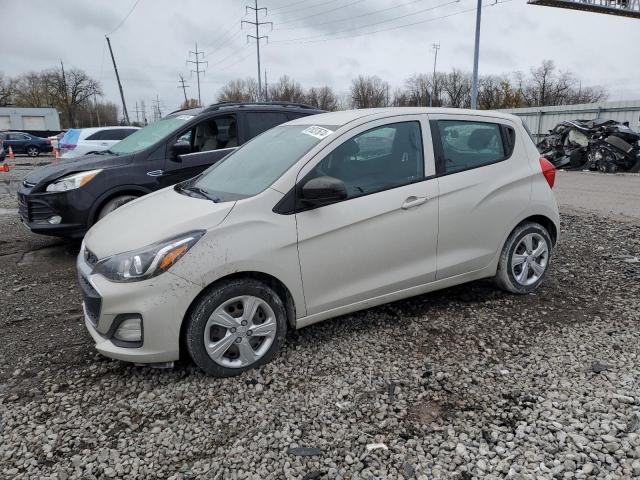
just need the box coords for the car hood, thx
[84,186,235,259]
[23,153,132,188]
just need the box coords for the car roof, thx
[285,107,521,128]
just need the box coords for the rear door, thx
[162,114,239,187]
[428,114,532,280]
[99,128,138,149]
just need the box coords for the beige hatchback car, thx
[78,108,559,376]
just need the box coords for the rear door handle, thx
[401,196,428,210]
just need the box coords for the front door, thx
[162,114,239,187]
[295,117,439,316]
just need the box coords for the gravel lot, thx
[1,162,639,479]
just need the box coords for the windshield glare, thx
[191,125,333,201]
[110,114,195,154]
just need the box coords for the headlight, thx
[46,169,102,192]
[92,230,205,282]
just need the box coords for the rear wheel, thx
[494,222,553,294]
[185,279,287,377]
[26,146,40,157]
[97,195,138,220]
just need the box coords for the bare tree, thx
[0,74,14,106]
[350,75,389,108]
[58,68,103,126]
[268,75,306,103]
[180,98,200,109]
[217,78,260,103]
[305,86,338,111]
[404,73,430,107]
[441,69,471,108]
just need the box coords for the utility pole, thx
[242,0,272,101]
[470,0,482,110]
[134,101,141,124]
[140,100,147,125]
[153,95,162,121]
[178,74,190,104]
[187,44,207,107]
[264,69,268,101]
[105,36,131,124]
[430,43,440,108]
[60,60,71,127]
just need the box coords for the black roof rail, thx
[203,101,318,112]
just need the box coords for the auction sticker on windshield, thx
[301,126,334,140]
[176,115,195,121]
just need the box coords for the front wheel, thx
[97,195,138,220]
[26,146,40,157]
[494,222,553,294]
[185,279,287,377]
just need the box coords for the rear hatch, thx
[59,129,81,156]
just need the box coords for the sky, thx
[1,0,639,120]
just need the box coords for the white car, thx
[78,108,559,377]
[60,126,139,158]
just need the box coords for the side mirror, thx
[171,142,192,160]
[301,176,348,206]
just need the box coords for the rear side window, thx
[245,112,289,139]
[433,120,508,175]
[85,131,103,140]
[100,129,135,141]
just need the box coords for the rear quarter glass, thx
[61,129,81,146]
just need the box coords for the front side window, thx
[189,125,331,202]
[109,114,196,155]
[306,121,424,199]
[436,120,506,174]
[187,115,237,153]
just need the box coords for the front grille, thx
[17,194,29,222]
[16,195,57,223]
[79,274,101,326]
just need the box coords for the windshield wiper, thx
[177,183,219,203]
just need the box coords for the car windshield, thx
[109,114,196,154]
[188,125,335,202]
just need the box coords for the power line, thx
[203,24,242,53]
[270,0,341,16]
[187,43,208,107]
[278,0,428,30]
[273,0,460,43]
[242,0,272,101]
[108,0,142,35]
[277,0,366,25]
[269,0,316,12]
[272,0,510,45]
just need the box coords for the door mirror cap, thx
[301,176,348,206]
[171,141,192,160]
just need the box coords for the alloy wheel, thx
[511,233,549,286]
[27,147,38,157]
[203,295,278,369]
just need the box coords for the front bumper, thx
[17,186,92,237]
[77,254,202,364]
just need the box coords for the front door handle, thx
[401,196,428,210]
[146,170,164,177]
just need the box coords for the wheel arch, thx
[179,271,297,359]
[519,214,558,245]
[88,185,152,225]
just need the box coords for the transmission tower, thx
[187,44,207,107]
[242,0,272,101]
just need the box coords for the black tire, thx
[26,146,40,157]
[494,222,553,294]
[97,195,138,220]
[185,279,287,377]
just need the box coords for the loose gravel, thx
[1,162,639,479]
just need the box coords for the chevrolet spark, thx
[78,108,559,377]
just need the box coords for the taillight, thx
[539,157,556,189]
[45,139,52,145]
